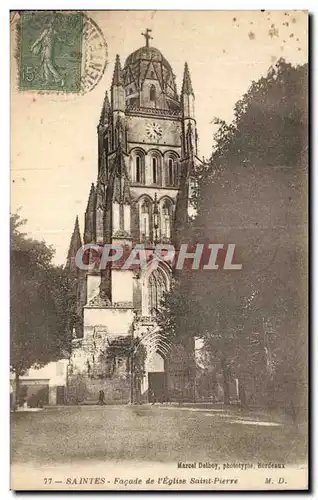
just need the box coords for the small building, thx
[10,360,69,408]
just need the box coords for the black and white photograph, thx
[10,10,308,490]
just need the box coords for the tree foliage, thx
[10,213,77,379]
[214,59,306,163]
[160,59,307,411]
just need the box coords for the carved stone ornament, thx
[87,293,111,307]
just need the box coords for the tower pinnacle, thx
[181,62,194,95]
[86,183,96,212]
[66,215,82,269]
[112,55,123,86]
[99,91,111,124]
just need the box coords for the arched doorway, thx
[146,351,167,403]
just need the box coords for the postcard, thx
[10,10,308,491]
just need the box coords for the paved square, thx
[11,405,307,466]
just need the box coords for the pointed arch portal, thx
[136,326,172,403]
[138,264,171,402]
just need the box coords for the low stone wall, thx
[67,373,130,404]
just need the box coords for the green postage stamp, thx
[18,11,107,93]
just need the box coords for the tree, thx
[160,59,307,411]
[10,213,77,407]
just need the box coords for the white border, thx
[3,2,314,499]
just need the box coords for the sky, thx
[11,10,308,265]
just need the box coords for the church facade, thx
[67,31,201,404]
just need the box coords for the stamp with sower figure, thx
[17,11,107,94]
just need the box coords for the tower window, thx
[136,156,141,183]
[148,268,167,316]
[141,201,150,240]
[162,201,172,239]
[142,202,150,214]
[150,84,156,102]
[162,202,170,216]
[152,157,157,184]
[168,159,173,185]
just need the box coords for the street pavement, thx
[11,404,307,466]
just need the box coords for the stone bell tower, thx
[67,30,201,404]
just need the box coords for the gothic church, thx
[67,30,201,403]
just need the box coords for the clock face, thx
[146,122,163,141]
